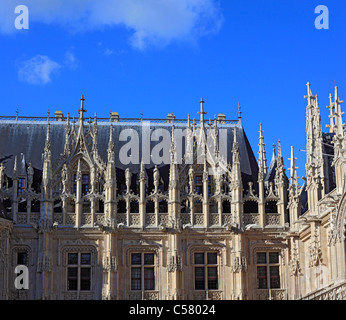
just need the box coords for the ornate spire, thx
[92,112,99,156]
[326,92,335,133]
[230,126,241,189]
[107,124,115,162]
[334,86,344,137]
[78,95,87,122]
[304,82,316,107]
[258,123,268,181]
[288,146,300,204]
[13,155,18,180]
[237,102,242,124]
[64,112,71,156]
[42,123,52,196]
[198,97,206,128]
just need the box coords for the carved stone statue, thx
[0,162,5,188]
[188,166,194,194]
[153,165,160,192]
[27,163,34,190]
[125,168,131,193]
[61,164,68,193]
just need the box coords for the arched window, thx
[209,200,218,214]
[159,200,168,213]
[146,200,155,213]
[265,201,278,213]
[244,200,259,214]
[222,200,231,214]
[130,200,139,213]
[117,199,126,214]
[181,199,190,213]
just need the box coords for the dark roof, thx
[0,119,259,178]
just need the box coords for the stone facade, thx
[0,85,345,300]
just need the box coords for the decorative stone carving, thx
[167,255,182,272]
[125,168,131,194]
[309,226,323,267]
[231,254,247,273]
[37,253,51,273]
[103,256,117,272]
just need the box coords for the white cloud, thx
[17,55,61,85]
[64,51,78,69]
[2,0,223,49]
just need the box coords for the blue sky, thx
[1,0,346,184]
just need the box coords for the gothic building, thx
[0,84,345,300]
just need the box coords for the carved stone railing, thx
[95,213,105,225]
[145,213,156,226]
[11,290,29,300]
[243,213,260,226]
[180,213,191,225]
[63,292,94,300]
[193,213,204,226]
[128,291,159,300]
[117,213,127,225]
[265,213,280,226]
[222,214,232,225]
[17,212,27,224]
[254,289,287,300]
[81,213,92,226]
[29,212,40,224]
[300,281,346,300]
[158,213,168,226]
[129,214,140,226]
[189,290,223,300]
[209,214,219,226]
[65,213,76,225]
[53,212,63,224]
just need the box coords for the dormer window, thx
[18,178,26,194]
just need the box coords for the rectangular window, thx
[131,267,142,290]
[67,252,91,291]
[144,268,155,290]
[195,267,205,290]
[256,252,280,290]
[194,252,218,290]
[131,253,155,291]
[17,252,28,265]
[67,267,78,291]
[257,266,267,289]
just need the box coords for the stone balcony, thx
[300,281,346,300]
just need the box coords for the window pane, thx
[194,253,204,264]
[131,267,142,290]
[67,267,78,291]
[207,253,217,265]
[269,252,279,264]
[80,268,91,290]
[195,267,205,290]
[257,266,267,289]
[68,253,78,265]
[270,266,281,289]
[207,267,218,290]
[144,253,154,265]
[144,267,155,290]
[131,253,142,265]
[81,253,91,265]
[17,252,27,265]
[83,174,89,183]
[257,252,267,264]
